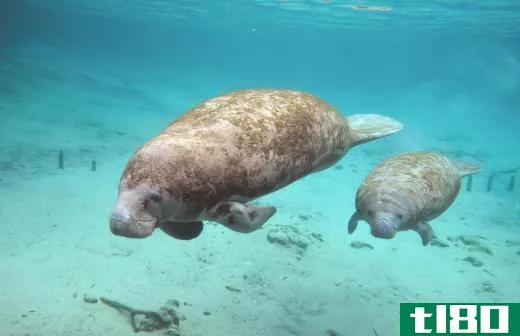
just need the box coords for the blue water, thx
[1,1,519,336]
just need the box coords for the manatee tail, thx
[345,114,403,147]
[455,162,481,177]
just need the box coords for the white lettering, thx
[450,305,478,333]
[411,307,432,333]
[436,305,447,333]
[480,305,509,333]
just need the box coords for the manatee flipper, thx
[416,221,434,246]
[347,212,359,234]
[209,201,277,233]
[160,221,203,240]
[345,114,403,146]
[454,162,481,177]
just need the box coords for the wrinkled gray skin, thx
[110,181,276,240]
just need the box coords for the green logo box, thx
[400,303,520,335]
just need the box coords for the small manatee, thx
[348,151,480,246]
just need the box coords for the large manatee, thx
[109,89,403,240]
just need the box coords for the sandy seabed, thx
[0,48,519,336]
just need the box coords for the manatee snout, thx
[109,204,156,238]
[109,187,162,238]
[109,207,135,237]
[370,215,397,239]
[110,208,155,238]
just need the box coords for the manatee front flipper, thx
[347,212,360,234]
[160,221,203,240]
[416,221,434,246]
[208,201,277,233]
[346,114,403,146]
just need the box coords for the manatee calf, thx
[109,88,403,240]
[347,151,480,246]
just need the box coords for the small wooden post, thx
[486,174,494,192]
[58,150,64,169]
[508,175,515,192]
[466,175,473,192]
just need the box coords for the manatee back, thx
[166,89,350,159]
[123,89,351,210]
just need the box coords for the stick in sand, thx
[100,297,167,332]
[508,175,515,192]
[466,175,473,192]
[58,150,64,169]
[486,174,494,192]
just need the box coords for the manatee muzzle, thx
[109,206,156,238]
[371,217,397,239]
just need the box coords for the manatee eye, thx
[149,194,162,203]
[396,213,403,220]
[367,210,374,217]
[144,192,162,208]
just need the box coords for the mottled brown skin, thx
[123,89,351,216]
[348,151,480,245]
[110,88,402,240]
